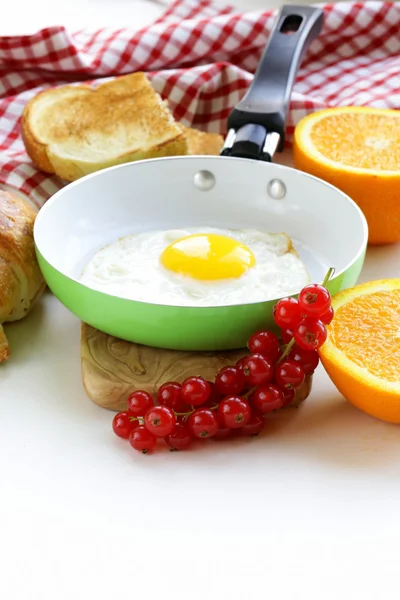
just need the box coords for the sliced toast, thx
[180,125,223,156]
[22,73,224,181]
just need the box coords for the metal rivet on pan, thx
[267,179,286,199]
[193,170,215,191]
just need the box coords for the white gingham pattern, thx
[0,0,399,207]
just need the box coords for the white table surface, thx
[1,1,400,599]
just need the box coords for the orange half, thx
[293,107,400,245]
[319,279,400,423]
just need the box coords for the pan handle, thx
[221,5,324,161]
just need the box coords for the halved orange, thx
[293,107,400,245]
[319,279,400,423]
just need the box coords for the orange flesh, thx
[330,290,400,382]
[310,113,400,170]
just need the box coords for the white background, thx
[1,1,400,599]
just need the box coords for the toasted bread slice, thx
[180,125,223,156]
[21,73,189,181]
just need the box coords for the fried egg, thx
[80,227,310,307]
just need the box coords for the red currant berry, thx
[218,396,251,429]
[235,356,248,372]
[165,422,192,451]
[237,354,273,387]
[157,382,189,413]
[281,328,294,345]
[248,330,281,362]
[288,345,319,374]
[282,388,295,407]
[127,390,153,417]
[298,284,331,317]
[215,366,245,396]
[320,305,334,325]
[188,408,219,438]
[273,297,302,329]
[112,411,138,439]
[250,384,284,413]
[144,406,176,437]
[181,376,211,406]
[129,426,156,453]
[241,412,265,436]
[294,317,327,350]
[275,361,305,390]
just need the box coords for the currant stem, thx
[322,267,335,288]
[277,337,295,364]
[243,387,256,399]
[175,404,219,418]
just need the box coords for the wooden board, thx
[81,323,312,412]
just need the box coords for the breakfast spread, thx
[18,71,399,432]
[11,67,396,431]
[80,228,310,307]
[112,276,333,453]
[0,191,45,363]
[2,1,400,591]
[2,6,398,444]
[21,73,223,181]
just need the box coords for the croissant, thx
[0,191,45,362]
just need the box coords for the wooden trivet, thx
[81,323,312,412]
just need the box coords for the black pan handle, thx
[221,5,324,161]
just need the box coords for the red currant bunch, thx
[274,279,333,351]
[111,272,334,454]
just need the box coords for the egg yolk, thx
[160,234,256,281]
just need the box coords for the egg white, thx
[80,227,310,307]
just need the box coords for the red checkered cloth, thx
[0,0,399,208]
